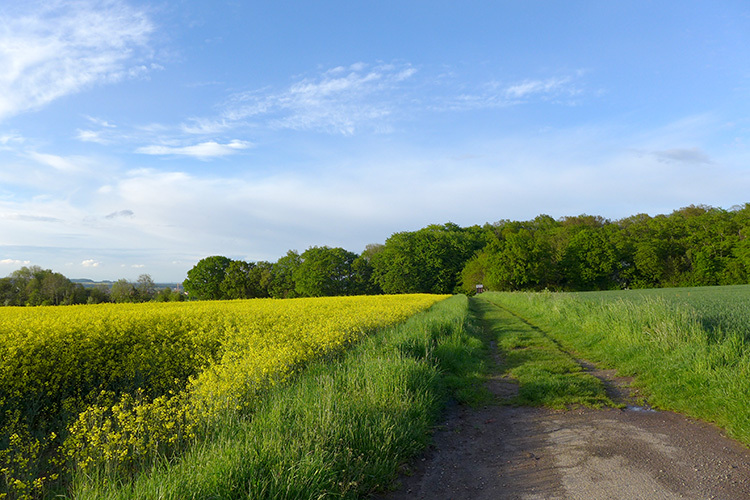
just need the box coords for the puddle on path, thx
[626,405,658,413]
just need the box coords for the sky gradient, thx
[1,1,749,281]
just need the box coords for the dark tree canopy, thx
[269,250,302,299]
[183,256,232,300]
[371,223,489,294]
[221,260,270,299]
[293,246,359,297]
[0,266,85,306]
[460,203,750,293]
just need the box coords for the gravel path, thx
[377,310,750,500]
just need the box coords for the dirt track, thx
[378,305,750,500]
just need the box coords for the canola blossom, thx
[0,294,447,499]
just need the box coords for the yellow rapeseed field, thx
[0,294,447,499]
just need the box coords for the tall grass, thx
[0,295,445,499]
[69,295,484,499]
[484,287,750,444]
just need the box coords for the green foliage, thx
[110,279,137,303]
[351,254,381,295]
[372,223,489,294]
[0,269,174,307]
[459,251,490,295]
[462,203,750,292]
[487,229,557,291]
[485,286,750,445]
[154,287,185,302]
[220,260,270,299]
[110,275,159,303]
[183,256,232,300]
[561,227,619,290]
[0,266,87,306]
[135,274,157,301]
[293,246,359,297]
[268,250,302,299]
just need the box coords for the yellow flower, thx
[3,294,448,489]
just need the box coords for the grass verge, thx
[483,289,750,445]
[69,295,488,499]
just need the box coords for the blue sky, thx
[1,0,750,282]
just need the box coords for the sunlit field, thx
[0,294,449,499]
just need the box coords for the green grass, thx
[68,295,490,500]
[483,285,750,445]
[471,297,610,409]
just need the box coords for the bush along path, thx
[380,296,750,500]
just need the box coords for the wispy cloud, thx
[105,209,134,219]
[652,147,713,165]
[76,129,112,144]
[180,118,233,135]
[0,133,24,146]
[0,112,746,281]
[27,151,85,172]
[1,213,63,223]
[85,115,117,128]
[444,73,585,111]
[77,116,118,144]
[136,140,253,159]
[76,63,584,156]
[223,62,417,135]
[504,76,576,100]
[0,0,155,122]
[82,259,101,267]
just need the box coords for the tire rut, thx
[377,298,750,500]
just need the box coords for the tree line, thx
[0,268,183,306]
[3,203,748,305]
[465,203,750,292]
[183,203,750,299]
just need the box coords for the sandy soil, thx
[377,345,750,500]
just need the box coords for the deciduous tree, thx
[183,256,232,300]
[294,246,358,297]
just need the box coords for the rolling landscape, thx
[3,204,750,498]
[3,1,750,499]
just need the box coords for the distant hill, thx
[71,279,181,290]
[71,279,113,288]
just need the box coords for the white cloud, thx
[27,151,85,172]
[135,140,253,159]
[82,259,101,267]
[76,129,112,144]
[85,115,117,128]
[0,259,31,266]
[0,0,155,122]
[0,133,24,146]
